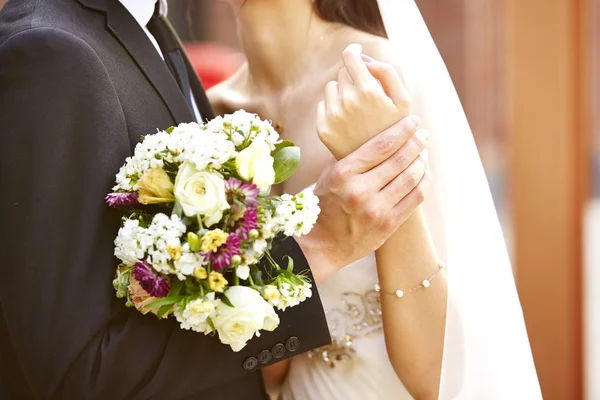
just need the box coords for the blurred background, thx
[0,0,597,398]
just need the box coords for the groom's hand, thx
[296,115,430,282]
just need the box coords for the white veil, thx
[375,0,542,398]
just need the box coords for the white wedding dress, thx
[279,1,542,398]
[280,253,413,400]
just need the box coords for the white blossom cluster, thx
[113,123,236,192]
[274,189,321,237]
[114,213,205,279]
[204,110,280,151]
[265,281,313,312]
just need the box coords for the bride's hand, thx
[317,44,412,160]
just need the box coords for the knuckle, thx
[341,94,359,111]
[392,151,411,171]
[365,204,381,221]
[374,136,395,154]
[360,87,379,101]
[382,217,396,233]
[348,187,367,207]
[331,165,347,185]
[404,173,419,190]
[327,106,343,122]
[414,186,426,204]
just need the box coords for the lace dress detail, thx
[308,289,383,367]
[280,254,413,400]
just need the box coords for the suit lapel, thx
[76,0,194,124]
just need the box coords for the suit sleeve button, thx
[258,350,273,365]
[243,357,259,371]
[285,337,301,352]
[272,343,286,359]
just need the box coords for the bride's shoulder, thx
[206,63,252,116]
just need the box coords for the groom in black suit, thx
[0,0,425,398]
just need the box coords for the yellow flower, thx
[167,246,183,261]
[262,285,280,301]
[194,267,208,280]
[209,271,228,293]
[201,229,229,253]
[137,167,175,205]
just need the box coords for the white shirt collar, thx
[118,0,168,28]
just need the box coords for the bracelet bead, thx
[375,262,445,299]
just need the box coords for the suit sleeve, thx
[0,28,329,400]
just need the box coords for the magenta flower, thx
[225,178,259,209]
[204,234,241,271]
[105,192,139,208]
[133,260,171,298]
[235,207,258,240]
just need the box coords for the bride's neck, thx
[236,0,333,93]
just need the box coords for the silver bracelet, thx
[375,262,446,298]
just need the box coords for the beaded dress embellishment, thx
[308,289,383,367]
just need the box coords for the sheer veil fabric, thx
[375,0,542,398]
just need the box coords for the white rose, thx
[174,293,220,333]
[211,286,280,352]
[235,140,275,191]
[174,161,230,226]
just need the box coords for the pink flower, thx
[235,207,258,240]
[225,178,259,210]
[203,234,241,271]
[133,260,170,298]
[105,192,139,208]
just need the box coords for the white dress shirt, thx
[118,0,202,121]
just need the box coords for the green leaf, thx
[273,140,295,153]
[285,255,295,272]
[220,294,234,308]
[166,126,175,134]
[273,146,300,184]
[147,297,180,309]
[156,304,172,319]
[169,279,184,297]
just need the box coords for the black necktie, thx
[147,9,197,122]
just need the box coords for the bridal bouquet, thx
[106,111,320,351]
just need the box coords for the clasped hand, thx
[296,44,430,282]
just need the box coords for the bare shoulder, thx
[206,63,252,116]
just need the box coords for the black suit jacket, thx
[0,0,330,398]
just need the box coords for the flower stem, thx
[234,268,240,286]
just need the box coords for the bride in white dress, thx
[208,0,542,398]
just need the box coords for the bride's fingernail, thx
[361,54,374,63]
[421,149,429,163]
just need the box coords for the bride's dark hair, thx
[313,0,388,38]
